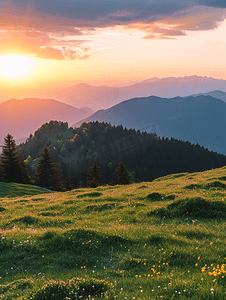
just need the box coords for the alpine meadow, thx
[0,167,226,299]
[1,0,226,299]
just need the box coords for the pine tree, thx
[0,161,3,182]
[111,161,130,185]
[61,175,74,191]
[87,159,104,188]
[33,147,62,190]
[0,134,30,183]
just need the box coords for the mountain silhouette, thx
[191,90,226,102]
[74,95,226,154]
[0,98,93,144]
[1,76,226,110]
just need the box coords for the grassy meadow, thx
[0,167,226,299]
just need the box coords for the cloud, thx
[142,27,186,39]
[128,5,226,39]
[36,46,89,60]
[0,1,226,58]
[198,0,226,8]
[0,30,90,60]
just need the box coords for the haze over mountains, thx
[1,75,226,155]
[0,98,93,144]
[1,76,226,110]
[74,95,226,155]
[192,90,226,103]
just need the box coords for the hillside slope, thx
[0,182,51,198]
[74,95,226,154]
[0,167,226,299]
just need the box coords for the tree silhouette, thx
[87,159,104,188]
[61,175,74,191]
[111,161,130,185]
[33,147,61,190]
[0,161,3,182]
[0,134,30,183]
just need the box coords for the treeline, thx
[0,133,130,191]
[17,121,226,187]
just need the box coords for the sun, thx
[0,56,33,78]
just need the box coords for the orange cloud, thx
[142,27,186,39]
[0,2,225,59]
[0,30,90,60]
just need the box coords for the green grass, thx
[0,167,226,299]
[0,182,51,198]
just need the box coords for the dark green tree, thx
[87,159,104,188]
[0,161,3,182]
[111,161,130,185]
[0,134,30,183]
[33,147,61,190]
[61,175,74,191]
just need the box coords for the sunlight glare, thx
[0,56,33,78]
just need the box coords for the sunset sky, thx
[0,0,226,87]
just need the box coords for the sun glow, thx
[0,56,33,78]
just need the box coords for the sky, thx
[0,0,226,87]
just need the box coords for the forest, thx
[12,120,226,188]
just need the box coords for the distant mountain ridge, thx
[74,95,226,155]
[1,76,226,110]
[36,76,226,110]
[191,90,226,102]
[0,98,93,144]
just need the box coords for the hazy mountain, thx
[1,76,226,111]
[74,95,226,155]
[46,76,226,110]
[191,90,226,103]
[0,98,93,144]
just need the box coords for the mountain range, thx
[1,76,226,110]
[0,98,93,144]
[1,75,226,154]
[74,95,226,155]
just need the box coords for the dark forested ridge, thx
[18,121,226,187]
[74,95,226,155]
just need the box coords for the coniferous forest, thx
[15,120,226,188]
